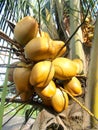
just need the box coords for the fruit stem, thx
[37,0,42,37]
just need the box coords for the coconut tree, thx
[0,0,98,129]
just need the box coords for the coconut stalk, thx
[86,15,98,126]
[69,0,86,74]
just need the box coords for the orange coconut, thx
[51,88,69,112]
[49,40,66,59]
[13,62,33,101]
[34,80,56,98]
[14,16,38,46]
[52,57,77,80]
[34,85,52,106]
[64,77,82,96]
[24,37,54,61]
[30,61,55,88]
[72,59,83,74]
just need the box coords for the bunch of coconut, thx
[8,16,83,113]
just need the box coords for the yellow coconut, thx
[64,77,82,96]
[34,85,52,106]
[30,61,55,88]
[50,40,66,59]
[72,59,83,74]
[52,57,77,80]
[24,37,54,61]
[25,36,67,62]
[51,88,69,112]
[13,62,33,101]
[34,80,56,98]
[14,16,38,46]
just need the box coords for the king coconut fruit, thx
[51,88,69,112]
[25,37,53,61]
[52,57,78,80]
[24,36,66,62]
[14,16,38,47]
[37,31,66,59]
[49,40,66,59]
[37,30,66,56]
[72,59,83,74]
[30,61,55,88]
[13,62,33,101]
[64,77,82,97]
[34,80,56,106]
[35,80,56,98]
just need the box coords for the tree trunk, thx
[86,15,98,127]
[69,0,86,74]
